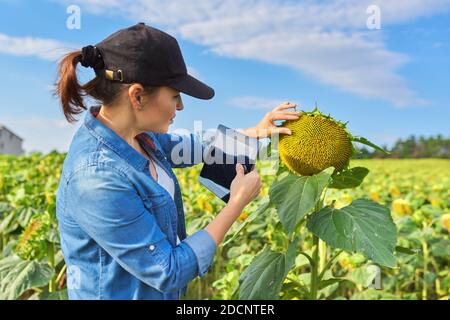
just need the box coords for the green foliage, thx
[239,240,297,300]
[269,169,332,235]
[329,167,369,189]
[14,212,51,260]
[0,152,65,299]
[0,152,449,300]
[307,200,397,267]
[354,135,450,159]
[351,136,389,154]
[0,255,54,299]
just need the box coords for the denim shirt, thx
[56,106,216,300]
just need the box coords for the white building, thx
[0,124,24,155]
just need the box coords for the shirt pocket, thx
[142,193,171,234]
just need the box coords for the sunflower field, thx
[0,151,448,300]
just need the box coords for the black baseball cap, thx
[80,22,214,100]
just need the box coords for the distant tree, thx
[353,147,372,159]
[353,135,449,159]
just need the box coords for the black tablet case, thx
[199,125,260,203]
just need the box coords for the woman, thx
[55,23,299,300]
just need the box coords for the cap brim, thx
[169,74,215,100]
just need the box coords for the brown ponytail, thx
[55,51,87,123]
[54,50,159,123]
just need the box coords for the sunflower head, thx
[392,198,412,216]
[278,107,353,176]
[14,213,51,260]
[440,213,450,232]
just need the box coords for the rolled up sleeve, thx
[183,229,217,277]
[66,163,214,293]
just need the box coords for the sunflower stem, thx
[47,242,56,293]
[309,191,326,300]
[55,264,67,287]
[318,240,327,275]
[310,235,320,300]
[421,238,429,300]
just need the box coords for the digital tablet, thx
[199,125,260,203]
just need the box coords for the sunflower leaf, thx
[0,255,54,300]
[329,167,369,189]
[352,136,389,154]
[239,238,299,300]
[270,170,331,235]
[222,197,271,247]
[306,199,397,268]
[239,247,286,299]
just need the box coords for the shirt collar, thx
[84,105,157,172]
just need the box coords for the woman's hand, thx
[229,163,262,211]
[204,163,262,245]
[238,102,301,138]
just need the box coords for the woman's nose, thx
[176,97,184,111]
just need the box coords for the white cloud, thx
[0,33,78,61]
[59,0,450,107]
[228,96,288,110]
[0,31,202,84]
[217,30,429,107]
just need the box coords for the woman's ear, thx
[128,84,145,109]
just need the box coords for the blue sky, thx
[0,0,449,153]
